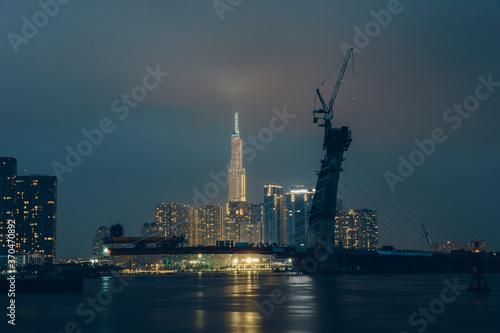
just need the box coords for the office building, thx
[263,184,286,245]
[285,185,314,247]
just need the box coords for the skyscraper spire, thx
[233,112,239,137]
[229,112,246,202]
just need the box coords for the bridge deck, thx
[108,246,312,256]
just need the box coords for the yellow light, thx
[246,258,251,263]
[233,259,238,263]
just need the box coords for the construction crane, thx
[307,49,353,256]
[313,48,353,127]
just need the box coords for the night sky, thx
[1,0,499,258]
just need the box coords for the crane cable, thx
[352,52,355,120]
[314,56,344,110]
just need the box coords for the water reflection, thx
[101,276,111,291]
[285,275,317,331]
[223,272,264,332]
[195,309,205,329]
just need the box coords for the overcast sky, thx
[1,0,499,258]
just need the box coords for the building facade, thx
[285,185,314,247]
[195,203,224,246]
[335,209,378,250]
[0,157,17,255]
[155,202,194,239]
[13,175,57,263]
[263,184,286,245]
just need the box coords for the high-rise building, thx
[249,203,264,243]
[335,209,378,250]
[356,209,378,250]
[155,202,194,239]
[223,201,242,243]
[92,226,110,260]
[1,158,57,264]
[0,157,17,255]
[223,201,263,244]
[263,184,286,245]
[195,203,224,246]
[14,175,57,263]
[285,185,314,247]
[228,112,246,202]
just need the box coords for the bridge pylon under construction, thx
[306,48,353,270]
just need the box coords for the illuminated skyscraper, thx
[0,157,17,255]
[155,202,194,240]
[335,209,378,250]
[14,175,57,264]
[1,158,57,264]
[263,184,286,245]
[285,185,314,247]
[228,112,246,202]
[196,203,224,246]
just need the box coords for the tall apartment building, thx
[13,175,57,263]
[195,203,224,246]
[155,202,194,239]
[1,157,57,264]
[0,157,16,255]
[335,209,378,250]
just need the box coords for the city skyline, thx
[1,1,500,258]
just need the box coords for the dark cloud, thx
[1,0,499,257]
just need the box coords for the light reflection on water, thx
[12,273,499,333]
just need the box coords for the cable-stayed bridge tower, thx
[307,49,353,269]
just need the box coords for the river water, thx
[5,272,499,333]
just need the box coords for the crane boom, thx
[313,48,353,126]
[328,48,353,113]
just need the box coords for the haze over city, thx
[1,0,499,259]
